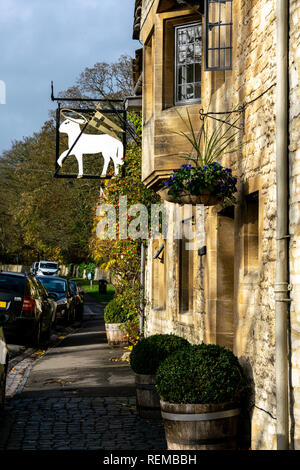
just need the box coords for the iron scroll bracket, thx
[199,106,245,132]
[199,83,277,133]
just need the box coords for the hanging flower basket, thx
[160,162,237,207]
[159,187,221,206]
[178,189,221,206]
[159,109,242,207]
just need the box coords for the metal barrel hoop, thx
[161,408,240,421]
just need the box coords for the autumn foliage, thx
[90,113,159,324]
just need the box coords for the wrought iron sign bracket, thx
[198,83,277,135]
[199,106,245,132]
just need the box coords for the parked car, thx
[0,313,9,413]
[69,280,84,321]
[36,261,59,276]
[0,272,55,346]
[36,276,75,324]
[31,262,39,275]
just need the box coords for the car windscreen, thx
[69,281,77,293]
[0,274,25,295]
[39,263,58,269]
[38,278,66,294]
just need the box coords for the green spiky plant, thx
[162,109,243,205]
[174,109,242,166]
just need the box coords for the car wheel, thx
[41,323,51,342]
[68,306,75,324]
[62,310,69,326]
[52,314,57,330]
[32,320,41,348]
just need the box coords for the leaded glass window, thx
[175,22,202,105]
[204,0,233,70]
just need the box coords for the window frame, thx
[174,20,202,106]
[204,0,233,71]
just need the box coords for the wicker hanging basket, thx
[158,188,221,206]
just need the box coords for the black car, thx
[36,276,75,324]
[0,313,9,412]
[69,280,84,321]
[0,272,55,346]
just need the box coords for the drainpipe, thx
[139,240,145,333]
[275,0,289,450]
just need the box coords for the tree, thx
[54,54,134,111]
[0,54,135,265]
[76,54,133,100]
[90,113,159,292]
[0,121,100,264]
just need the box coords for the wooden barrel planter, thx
[105,322,129,346]
[135,374,161,419]
[160,400,240,450]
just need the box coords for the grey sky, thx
[0,0,137,155]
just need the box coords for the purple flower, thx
[181,164,192,170]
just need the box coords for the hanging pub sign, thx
[51,82,127,179]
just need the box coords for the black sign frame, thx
[51,83,127,179]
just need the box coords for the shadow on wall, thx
[238,356,253,450]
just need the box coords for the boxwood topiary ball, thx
[130,334,190,375]
[155,343,247,404]
[104,297,128,323]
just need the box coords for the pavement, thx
[0,295,167,451]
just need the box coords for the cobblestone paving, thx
[0,396,167,451]
[1,302,167,452]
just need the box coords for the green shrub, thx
[117,287,140,321]
[78,262,86,278]
[104,297,128,323]
[130,334,190,375]
[155,343,247,404]
[86,262,96,278]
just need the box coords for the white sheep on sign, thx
[57,118,124,177]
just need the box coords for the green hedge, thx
[104,297,128,323]
[155,343,247,404]
[130,334,190,375]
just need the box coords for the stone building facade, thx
[131,0,300,450]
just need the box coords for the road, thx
[0,295,166,451]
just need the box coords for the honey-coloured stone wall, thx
[139,0,299,450]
